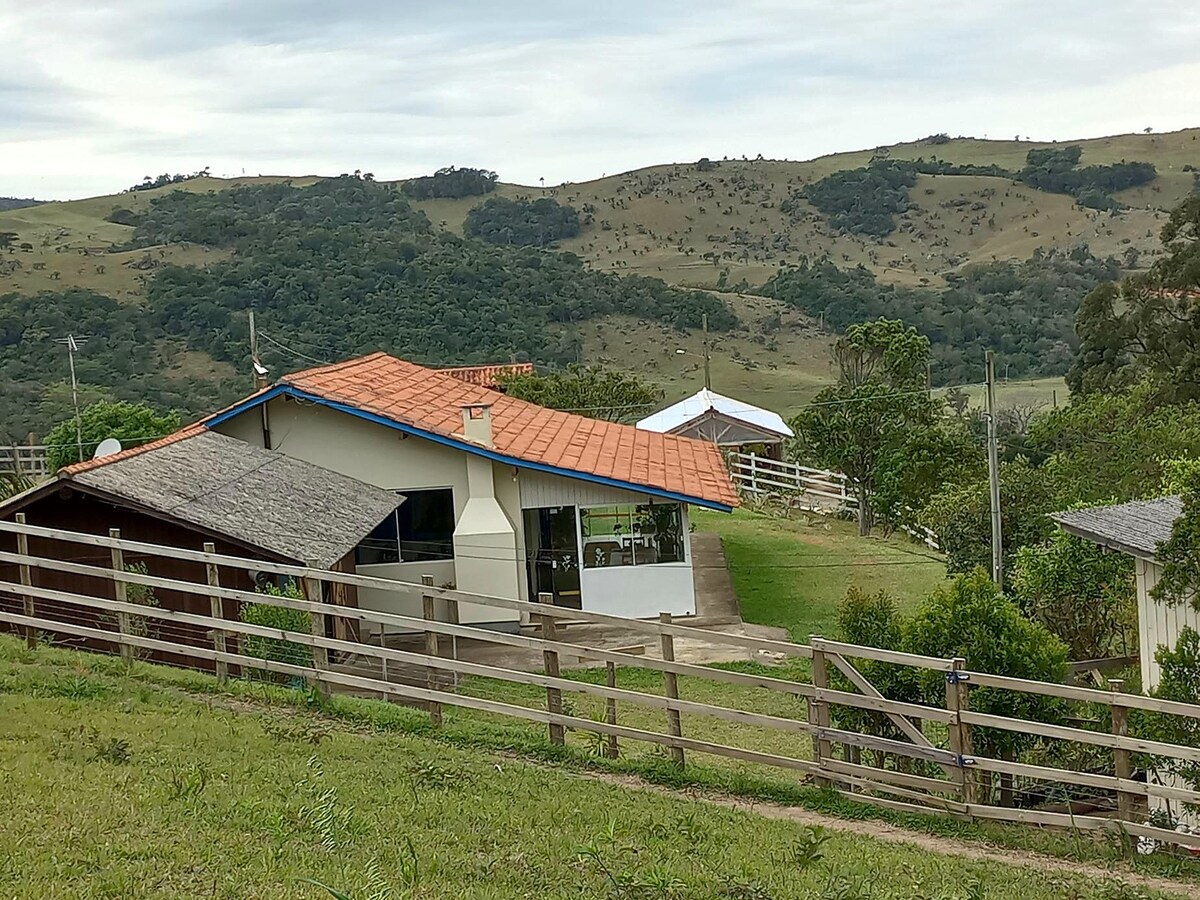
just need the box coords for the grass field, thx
[692,509,948,641]
[2,638,1194,899]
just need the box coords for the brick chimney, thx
[461,403,493,447]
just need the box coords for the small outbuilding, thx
[1051,497,1200,826]
[636,388,793,459]
[0,427,404,667]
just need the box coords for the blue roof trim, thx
[205,385,735,512]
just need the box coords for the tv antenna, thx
[53,334,87,462]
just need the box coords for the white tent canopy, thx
[636,388,793,440]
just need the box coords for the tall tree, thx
[1070,196,1200,398]
[791,319,938,535]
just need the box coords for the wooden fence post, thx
[421,574,442,726]
[1109,678,1136,822]
[810,635,832,786]
[446,590,460,691]
[605,660,620,759]
[660,612,685,766]
[538,592,565,745]
[109,529,134,664]
[945,657,976,807]
[14,513,36,649]
[203,542,227,683]
[748,452,759,493]
[303,559,329,699]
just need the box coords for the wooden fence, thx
[0,518,1198,851]
[0,444,48,479]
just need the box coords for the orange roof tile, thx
[438,362,535,389]
[214,353,738,509]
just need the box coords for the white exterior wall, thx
[1134,559,1200,827]
[1135,560,1200,691]
[213,396,694,624]
[215,398,520,628]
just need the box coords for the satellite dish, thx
[93,438,123,459]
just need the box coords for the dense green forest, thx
[793,148,1158,236]
[761,247,1120,384]
[463,196,581,247]
[399,166,497,200]
[0,177,735,438]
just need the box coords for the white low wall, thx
[580,563,695,618]
[355,560,453,636]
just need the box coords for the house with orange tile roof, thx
[203,353,738,630]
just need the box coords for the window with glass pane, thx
[399,488,455,561]
[580,503,684,568]
[356,489,455,564]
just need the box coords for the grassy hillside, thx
[3,637,1195,898]
[414,128,1200,291]
[1,129,1193,428]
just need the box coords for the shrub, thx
[905,570,1069,756]
[239,582,313,670]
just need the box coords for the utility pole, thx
[702,312,711,391]
[248,310,261,390]
[54,334,86,462]
[985,351,1003,586]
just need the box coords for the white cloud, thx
[1,0,1197,199]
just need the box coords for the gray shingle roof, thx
[1050,496,1181,560]
[70,430,402,567]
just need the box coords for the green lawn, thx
[692,509,948,641]
[0,640,1188,899]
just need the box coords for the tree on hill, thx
[791,319,939,535]
[1070,196,1200,399]
[400,166,498,200]
[463,196,581,247]
[497,365,662,423]
[45,400,180,472]
[788,159,918,237]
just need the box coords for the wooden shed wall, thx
[0,488,360,670]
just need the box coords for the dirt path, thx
[561,769,1200,898]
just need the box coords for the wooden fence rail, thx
[3,520,1200,851]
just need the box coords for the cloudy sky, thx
[3,1,1198,200]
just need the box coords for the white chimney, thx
[461,404,493,447]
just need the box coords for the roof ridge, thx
[281,351,389,383]
[60,423,207,476]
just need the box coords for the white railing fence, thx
[727,452,853,509]
[726,453,939,550]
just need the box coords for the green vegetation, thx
[1071,197,1200,399]
[240,582,314,670]
[1,639,1185,899]
[0,176,736,436]
[0,197,40,212]
[792,147,1157,237]
[1018,146,1157,209]
[787,158,918,237]
[762,248,1119,384]
[690,509,947,641]
[463,196,581,247]
[399,165,498,200]
[1012,529,1137,660]
[44,399,180,471]
[790,319,946,534]
[497,364,662,422]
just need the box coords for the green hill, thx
[2,129,1195,437]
